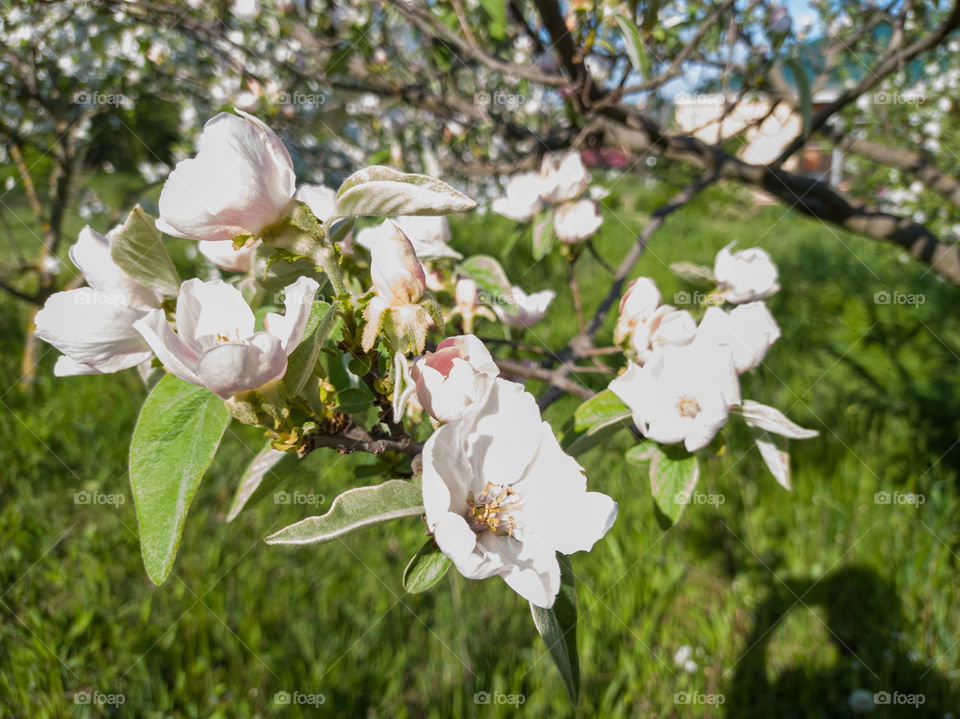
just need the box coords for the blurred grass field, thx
[0,174,958,717]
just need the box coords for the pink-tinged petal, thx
[462,379,542,488]
[34,289,153,374]
[158,111,295,242]
[134,308,202,386]
[176,278,255,352]
[195,332,287,398]
[514,423,618,555]
[263,276,319,354]
[369,222,426,306]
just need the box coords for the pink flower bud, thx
[370,223,426,306]
[411,335,499,423]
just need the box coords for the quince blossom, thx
[491,172,547,222]
[697,303,781,373]
[412,335,499,423]
[157,110,296,244]
[34,227,160,376]
[553,198,603,244]
[422,379,618,607]
[539,152,590,204]
[714,242,780,303]
[610,338,741,452]
[362,222,431,353]
[492,286,555,330]
[134,276,317,399]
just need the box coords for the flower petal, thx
[134,308,202,385]
[514,422,618,555]
[34,289,153,374]
[176,278,255,352]
[263,276,319,354]
[462,379,543,488]
[196,332,286,398]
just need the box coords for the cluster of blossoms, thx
[607,244,815,485]
[492,152,605,245]
[33,108,617,610]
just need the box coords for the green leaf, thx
[283,301,339,397]
[481,0,507,40]
[530,554,580,704]
[403,539,452,593]
[130,375,230,584]
[644,445,700,526]
[335,166,477,218]
[784,57,811,138]
[561,389,633,456]
[334,386,373,414]
[532,211,555,260]
[109,205,180,296]
[614,14,651,79]
[458,255,515,308]
[265,479,424,545]
[573,389,631,431]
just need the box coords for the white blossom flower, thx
[539,152,590,204]
[610,339,741,452]
[157,110,296,243]
[697,303,781,373]
[412,335,499,423]
[492,286,555,329]
[34,227,160,376]
[714,242,780,303]
[134,276,318,399]
[631,307,697,363]
[614,277,661,345]
[491,172,547,222]
[553,198,603,244]
[422,379,618,607]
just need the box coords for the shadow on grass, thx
[726,565,956,718]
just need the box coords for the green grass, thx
[0,175,958,717]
